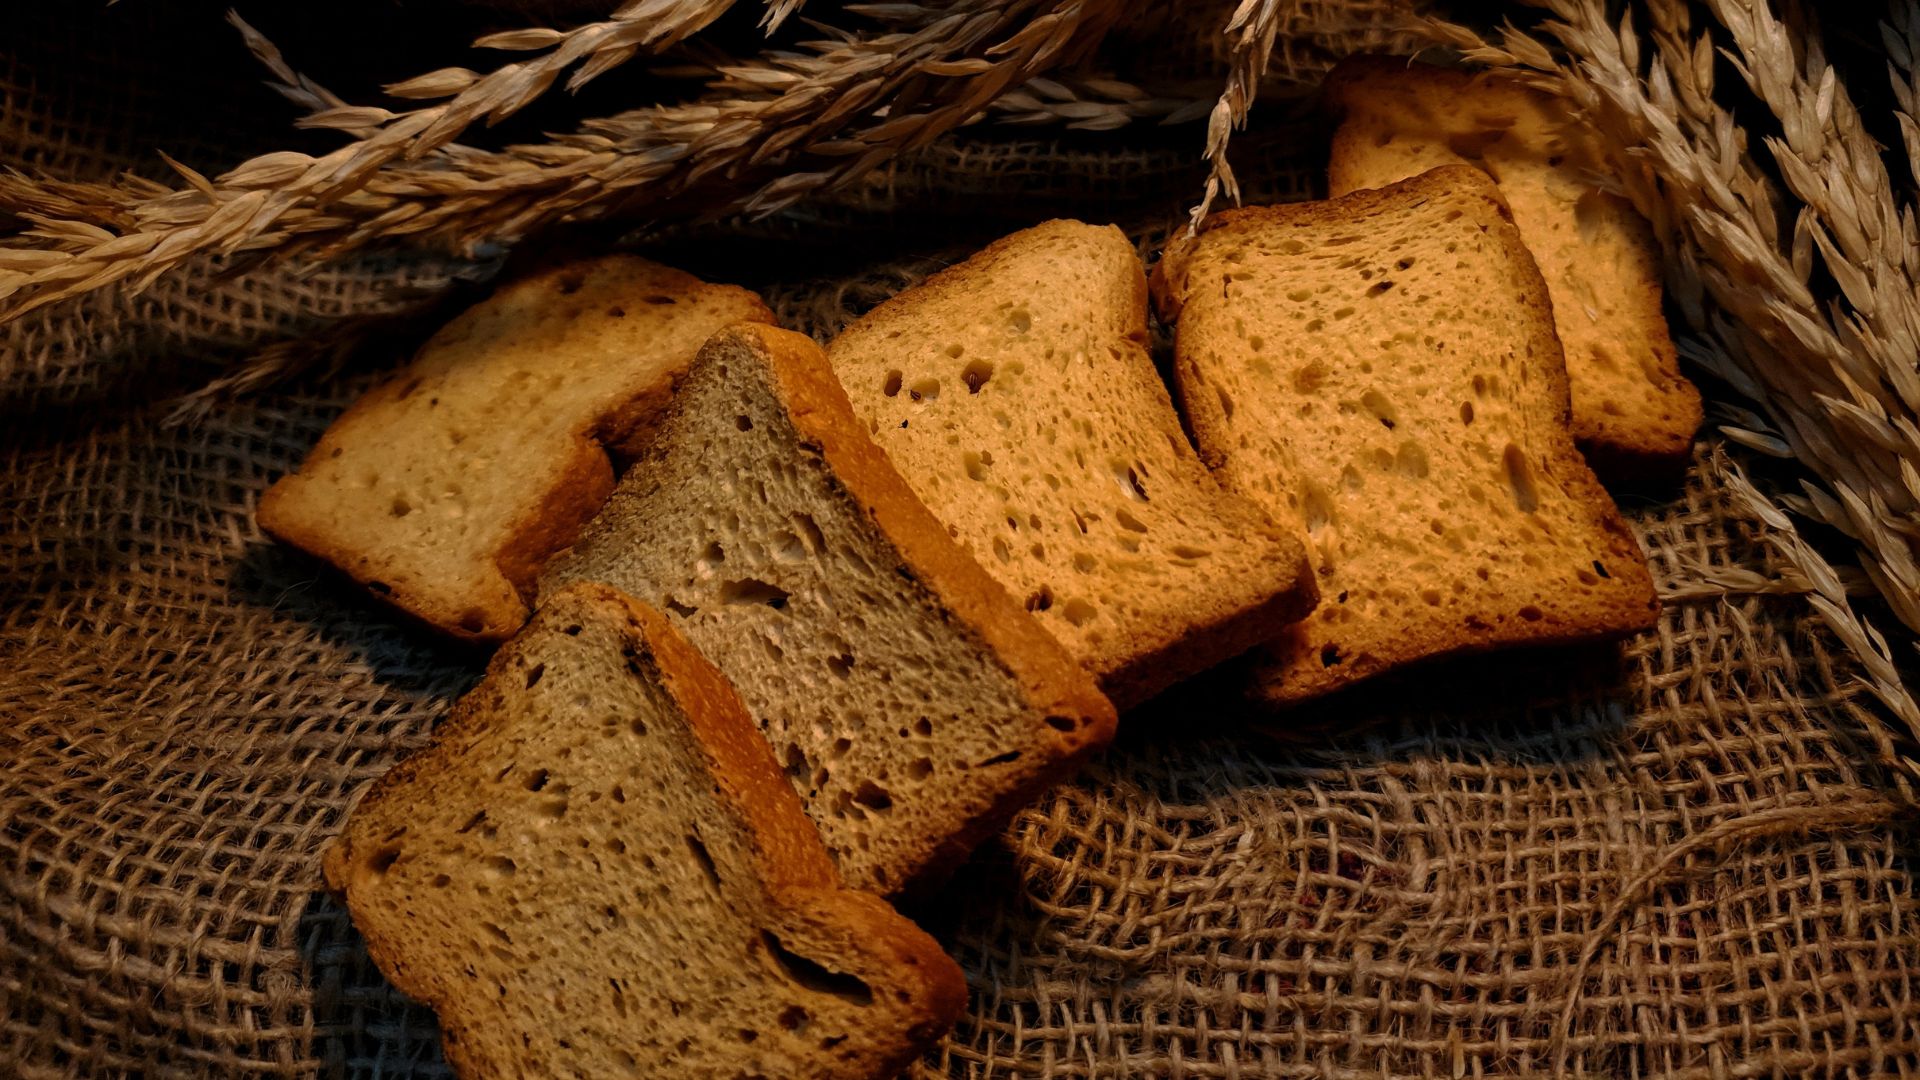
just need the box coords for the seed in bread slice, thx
[542,323,1116,893]
[1324,56,1702,478]
[827,221,1317,708]
[323,583,966,1079]
[1154,166,1659,705]
[258,256,773,643]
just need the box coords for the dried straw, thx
[0,1,1123,322]
[1414,0,1920,771]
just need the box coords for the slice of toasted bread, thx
[827,221,1317,708]
[323,583,966,1078]
[542,323,1116,893]
[258,256,773,643]
[1324,56,1702,478]
[1155,166,1659,705]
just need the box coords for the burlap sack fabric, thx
[3,4,1917,1078]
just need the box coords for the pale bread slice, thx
[828,221,1317,708]
[259,256,772,643]
[1154,166,1659,705]
[542,323,1116,894]
[323,583,966,1078]
[1325,56,1702,478]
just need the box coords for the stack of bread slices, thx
[266,56,1690,1078]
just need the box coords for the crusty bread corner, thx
[323,582,965,1079]
[260,255,773,645]
[1155,167,1658,706]
[738,322,1117,742]
[1320,55,1703,480]
[827,220,1318,708]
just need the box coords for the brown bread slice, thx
[827,221,1317,708]
[542,323,1116,893]
[1154,166,1659,705]
[323,583,966,1078]
[259,256,772,643]
[1325,56,1702,478]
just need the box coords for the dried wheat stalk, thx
[0,0,1121,323]
[1417,0,1920,785]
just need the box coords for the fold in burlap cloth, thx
[3,5,1916,1077]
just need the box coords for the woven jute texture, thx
[4,4,1918,1079]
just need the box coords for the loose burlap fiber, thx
[4,5,1918,1078]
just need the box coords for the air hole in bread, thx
[1110,460,1149,501]
[1396,443,1429,479]
[1518,605,1545,621]
[961,358,994,393]
[369,845,402,875]
[483,855,517,877]
[1025,586,1053,613]
[395,377,424,400]
[734,415,753,432]
[979,750,1022,767]
[964,452,989,482]
[908,378,940,403]
[459,610,487,634]
[1502,444,1541,513]
[778,1005,810,1032]
[686,834,722,889]
[1301,485,1334,537]
[1217,386,1235,419]
[1593,560,1612,579]
[643,294,676,305]
[991,537,1012,563]
[1052,596,1093,628]
[429,873,451,888]
[367,580,393,595]
[664,597,698,618]
[524,769,550,792]
[882,370,903,397]
[1114,508,1149,534]
[1446,129,1505,161]
[1360,390,1397,429]
[719,578,789,609]
[853,781,893,812]
[481,920,513,945]
[906,756,934,780]
[760,932,875,1004]
[1319,644,1343,667]
[523,663,545,689]
[1007,308,1032,334]
[1460,401,1475,425]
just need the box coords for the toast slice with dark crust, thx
[544,323,1116,893]
[324,583,966,1078]
[1324,56,1702,480]
[260,256,772,643]
[1155,167,1658,705]
[828,220,1317,708]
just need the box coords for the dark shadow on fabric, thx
[299,890,452,1080]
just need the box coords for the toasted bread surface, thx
[259,256,772,642]
[828,220,1317,707]
[1324,56,1701,477]
[1156,167,1658,704]
[324,583,966,1078]
[544,323,1115,892]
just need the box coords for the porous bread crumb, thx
[829,220,1317,708]
[1155,166,1659,705]
[324,583,966,1079]
[259,255,772,642]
